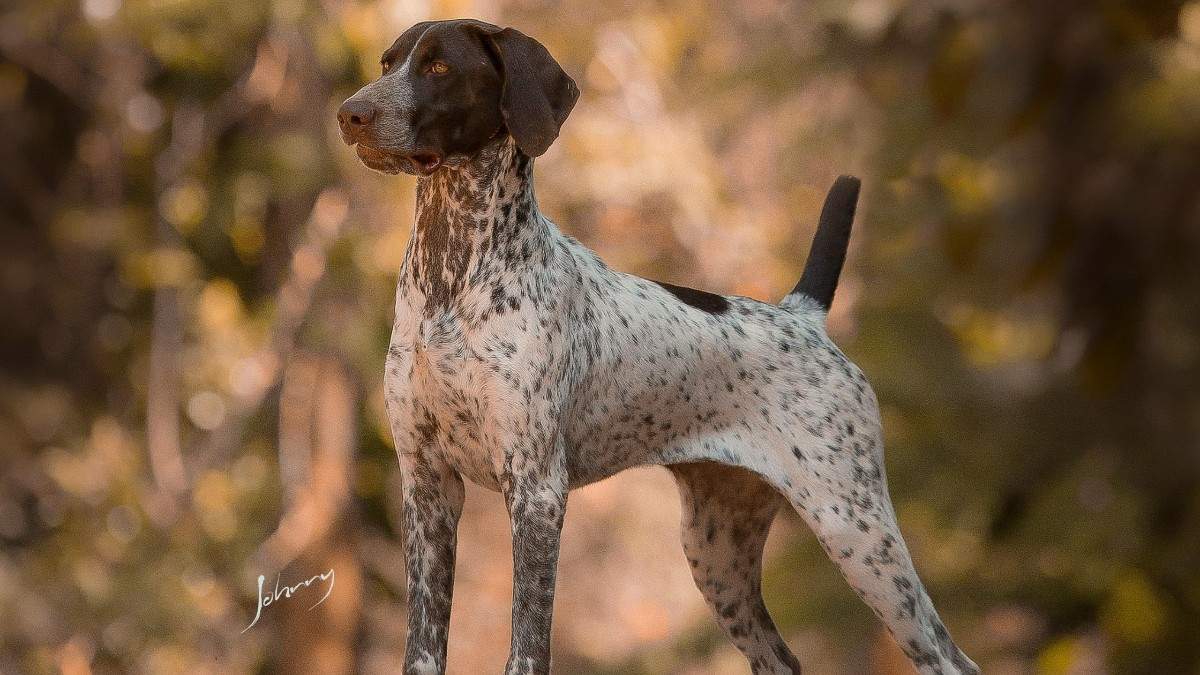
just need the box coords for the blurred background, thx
[2,0,1199,672]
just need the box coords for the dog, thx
[337,18,979,675]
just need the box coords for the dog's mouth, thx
[353,144,443,176]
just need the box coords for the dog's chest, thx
[386,307,522,489]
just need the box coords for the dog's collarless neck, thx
[403,137,548,312]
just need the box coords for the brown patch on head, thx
[337,19,577,175]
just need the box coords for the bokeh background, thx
[3,0,1199,672]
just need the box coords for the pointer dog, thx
[338,19,978,675]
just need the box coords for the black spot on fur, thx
[651,280,730,314]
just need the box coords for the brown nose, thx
[337,99,377,138]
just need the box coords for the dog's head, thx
[337,19,577,176]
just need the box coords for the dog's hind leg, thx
[776,423,979,675]
[669,462,802,675]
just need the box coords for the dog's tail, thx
[782,175,860,313]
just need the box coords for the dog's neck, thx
[403,136,550,312]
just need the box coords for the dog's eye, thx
[381,61,391,75]
[427,61,450,75]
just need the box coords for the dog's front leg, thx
[501,442,568,675]
[399,451,465,675]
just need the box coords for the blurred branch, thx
[254,354,356,571]
[142,43,286,505]
[278,355,319,504]
[184,18,350,478]
[0,22,104,224]
[145,270,189,498]
[145,106,209,501]
[0,31,96,106]
[189,187,349,474]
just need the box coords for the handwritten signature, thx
[242,568,335,633]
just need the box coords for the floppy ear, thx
[483,27,578,157]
